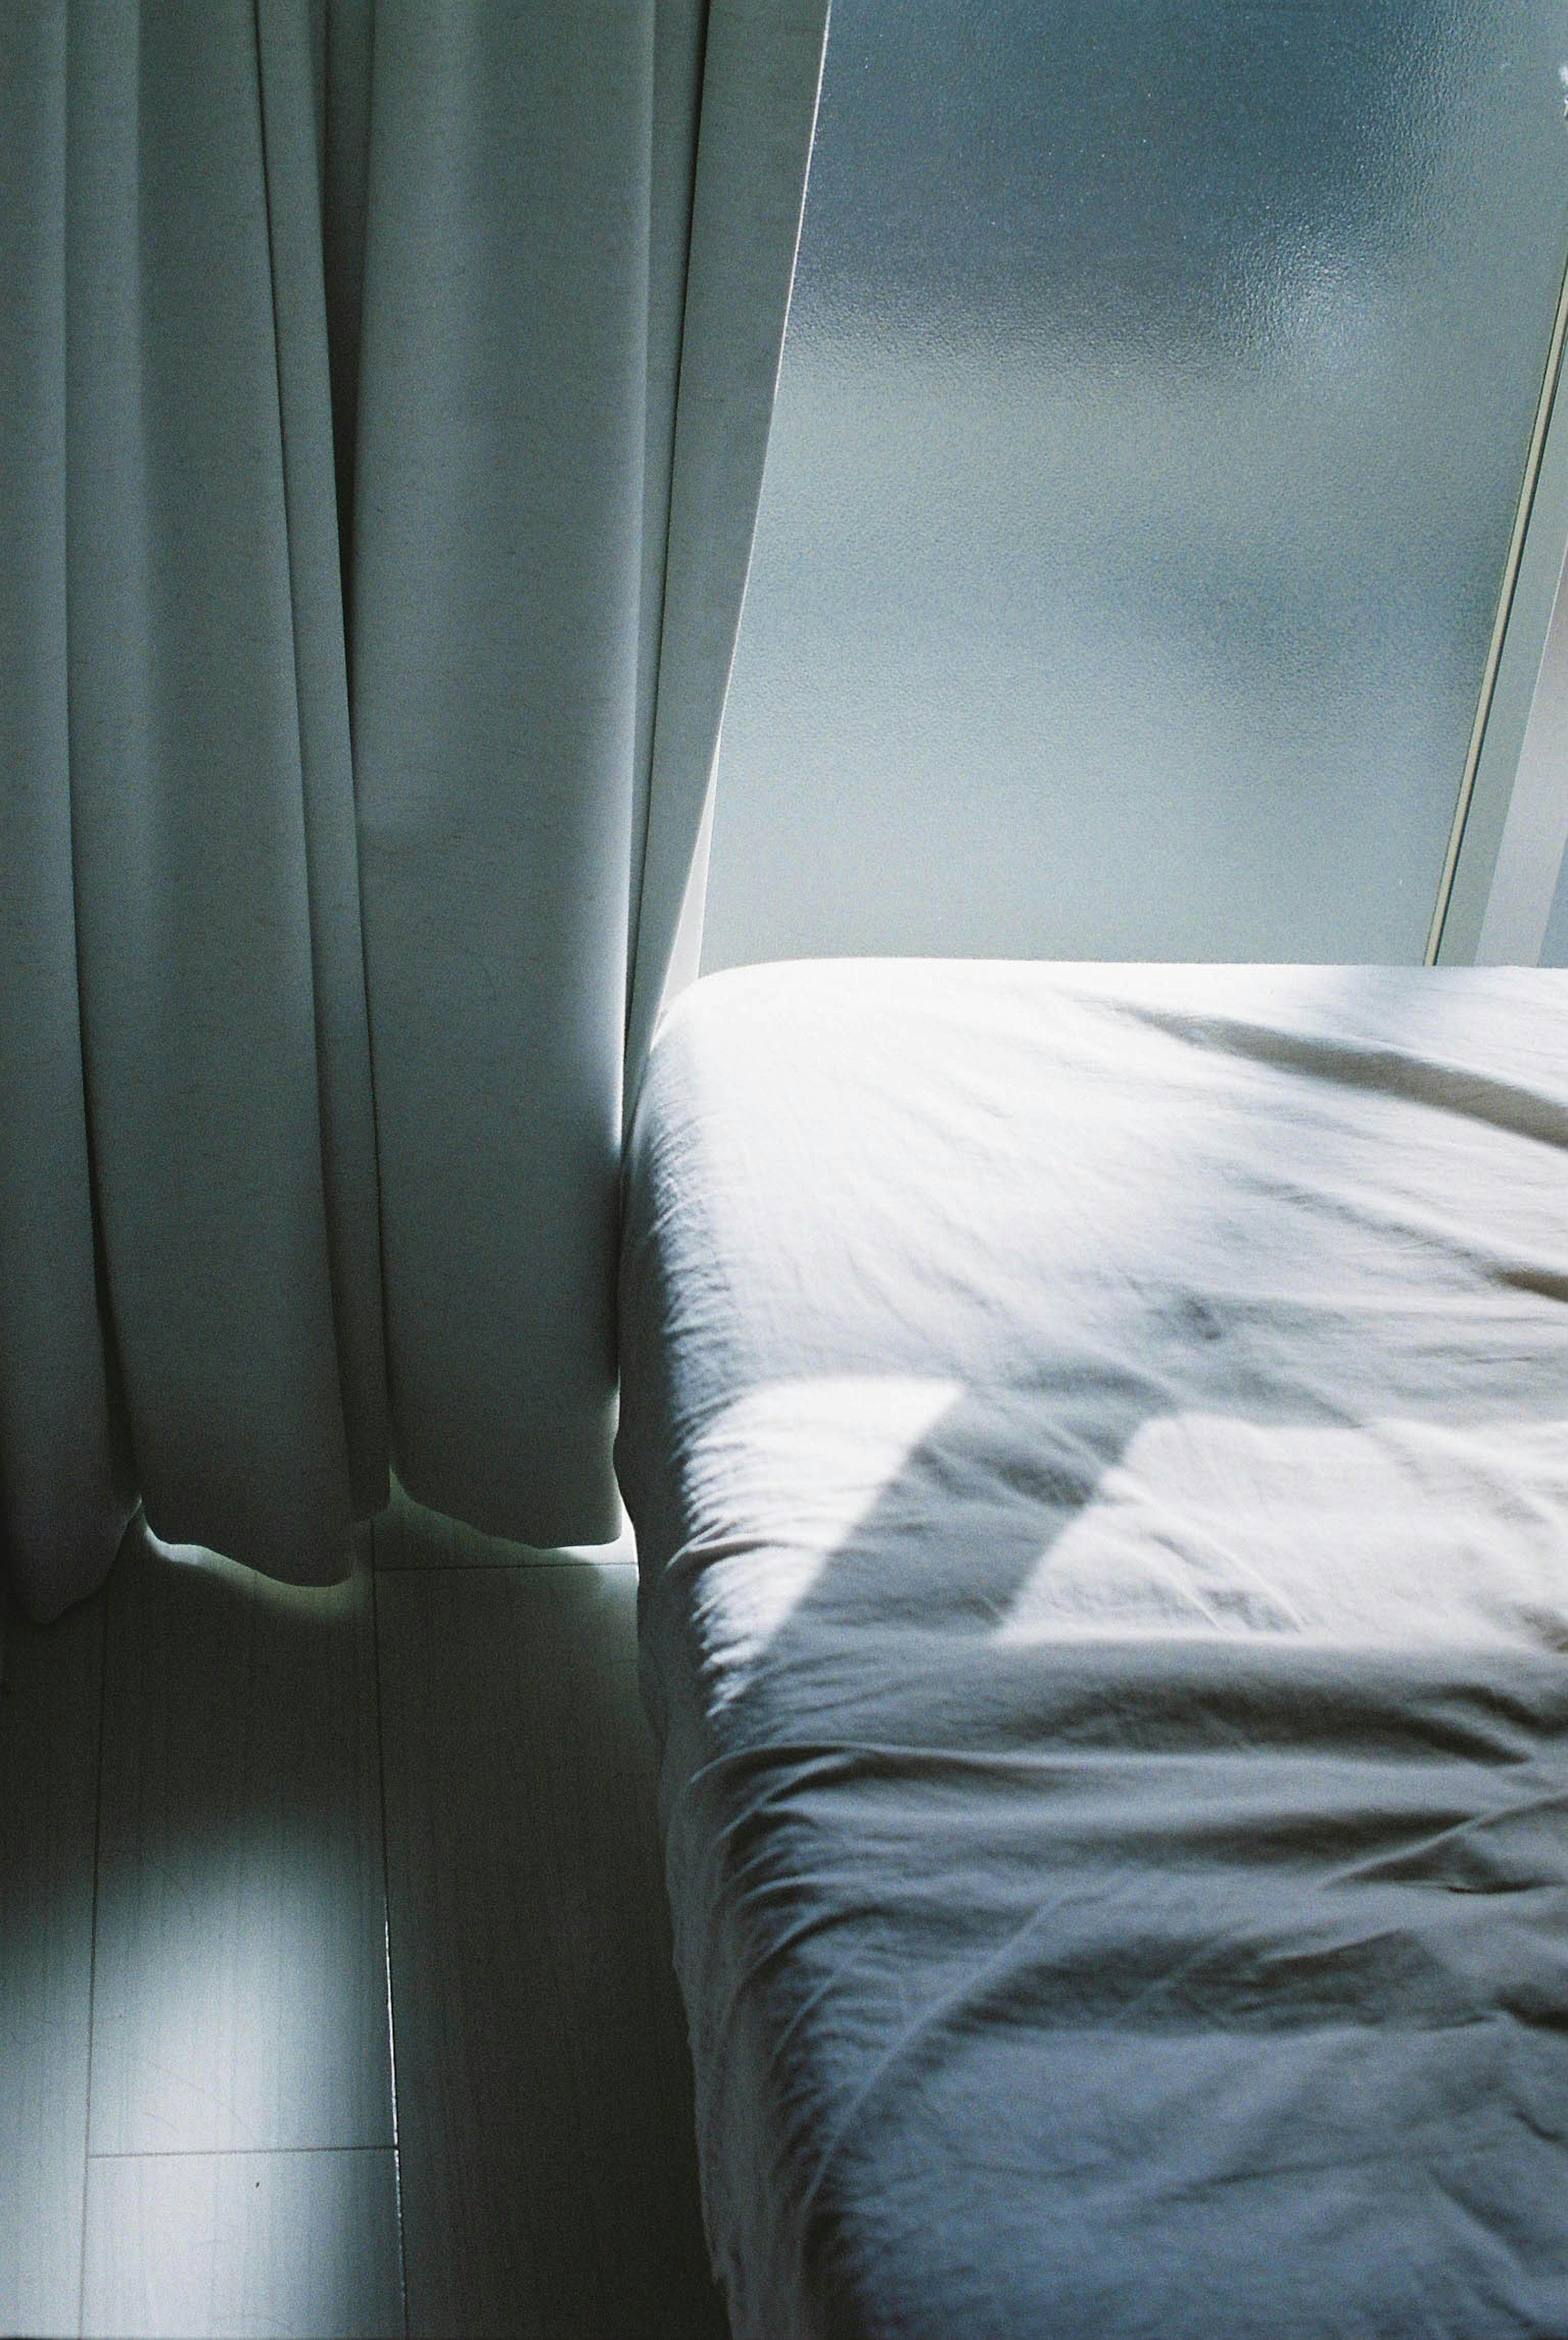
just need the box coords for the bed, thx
[615,959,1568,2340]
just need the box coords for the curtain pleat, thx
[64,4,364,1584]
[0,3,135,1622]
[1,0,827,1619]
[254,0,388,1519]
[350,4,666,1541]
[624,0,829,1094]
[627,0,709,1019]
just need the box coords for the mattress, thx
[615,960,1568,2340]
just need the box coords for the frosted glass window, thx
[702,2,1568,969]
[1545,814,1568,962]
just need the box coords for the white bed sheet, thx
[617,961,1568,2340]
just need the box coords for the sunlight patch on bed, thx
[690,1375,960,1688]
[994,1409,1568,1649]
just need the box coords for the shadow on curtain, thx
[0,0,827,1622]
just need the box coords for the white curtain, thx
[0,0,827,1622]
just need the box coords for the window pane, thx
[703,1,1568,968]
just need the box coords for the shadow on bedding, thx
[620,963,1568,2339]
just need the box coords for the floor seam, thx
[368,1518,411,2340]
[373,1555,636,1575]
[84,2142,398,2160]
[75,1533,118,2337]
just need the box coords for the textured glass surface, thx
[703,1,1568,969]
[1543,832,1568,962]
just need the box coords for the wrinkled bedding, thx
[615,961,1568,2340]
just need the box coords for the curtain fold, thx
[63,3,369,1590]
[350,4,668,1542]
[254,0,389,1523]
[0,4,135,1622]
[0,0,827,1622]
[624,0,829,1095]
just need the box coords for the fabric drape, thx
[0,0,827,1622]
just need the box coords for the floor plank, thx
[88,1525,394,2156]
[82,2147,403,2338]
[376,1558,726,2340]
[372,1477,635,1571]
[0,1586,104,2338]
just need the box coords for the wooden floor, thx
[0,1491,728,2340]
